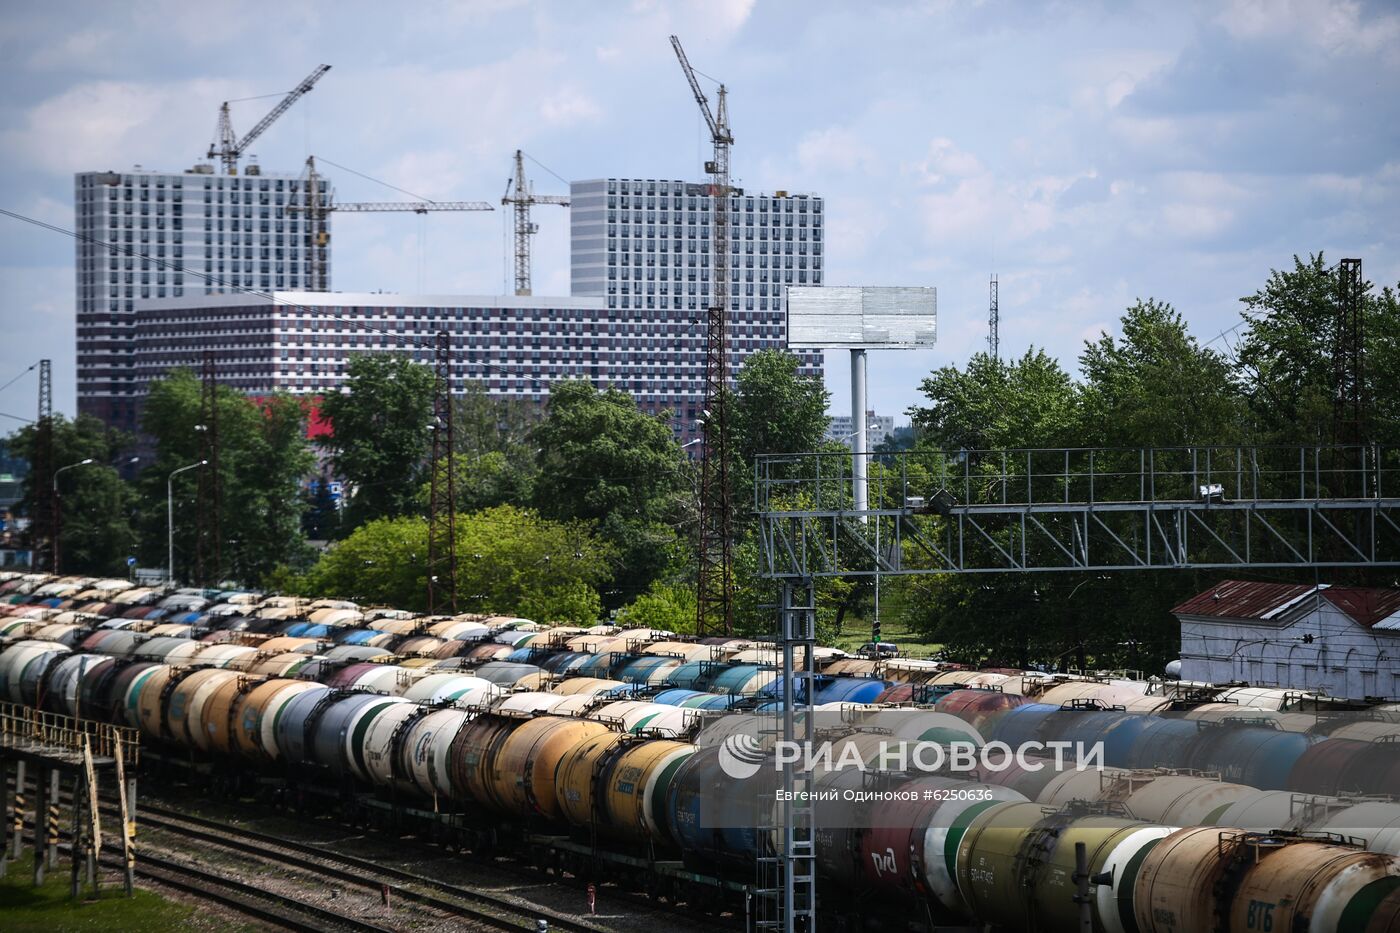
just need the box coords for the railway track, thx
[124,801,603,933]
[12,789,592,931]
[121,847,398,933]
[22,827,395,932]
[7,773,730,932]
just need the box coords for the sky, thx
[0,0,1397,425]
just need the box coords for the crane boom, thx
[670,36,721,140]
[208,64,331,175]
[288,200,493,213]
[289,155,494,291]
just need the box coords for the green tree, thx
[909,349,1081,451]
[731,350,832,464]
[1079,299,1244,448]
[530,380,690,605]
[448,381,538,509]
[1237,253,1400,446]
[302,504,613,621]
[616,580,698,634]
[138,370,314,585]
[8,414,137,576]
[318,354,436,529]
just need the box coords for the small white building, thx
[826,411,897,449]
[1175,580,1400,700]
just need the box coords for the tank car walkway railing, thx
[755,444,1400,578]
[0,702,140,767]
[0,702,140,896]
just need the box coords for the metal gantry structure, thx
[207,64,331,175]
[755,445,1400,579]
[502,149,570,296]
[671,34,735,637]
[425,331,458,614]
[290,155,495,292]
[751,442,1400,932]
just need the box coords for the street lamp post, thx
[168,460,207,585]
[52,458,95,574]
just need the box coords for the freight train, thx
[2,572,1399,932]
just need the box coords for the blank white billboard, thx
[786,286,937,349]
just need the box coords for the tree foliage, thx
[318,354,436,528]
[731,350,832,463]
[896,259,1400,672]
[9,414,136,576]
[1237,252,1400,446]
[910,349,1081,451]
[530,380,690,605]
[137,370,314,585]
[1079,299,1242,448]
[301,504,612,622]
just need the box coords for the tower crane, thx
[501,150,570,296]
[286,156,494,292]
[670,35,734,636]
[207,64,331,175]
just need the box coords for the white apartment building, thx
[131,292,736,434]
[827,411,897,449]
[74,165,330,430]
[570,178,824,401]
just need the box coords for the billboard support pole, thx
[851,348,868,522]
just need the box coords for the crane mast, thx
[208,64,331,175]
[670,35,734,637]
[502,150,570,296]
[287,156,494,291]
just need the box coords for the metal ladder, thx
[755,580,818,933]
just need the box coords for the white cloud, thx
[1216,0,1400,61]
[796,127,877,175]
[0,78,247,176]
[912,137,984,185]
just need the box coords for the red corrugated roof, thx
[1172,580,1314,620]
[1320,587,1400,629]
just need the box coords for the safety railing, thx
[0,701,140,766]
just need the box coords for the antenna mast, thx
[988,273,999,360]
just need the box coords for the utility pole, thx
[671,34,735,636]
[1334,258,1365,445]
[988,273,999,360]
[195,352,222,587]
[31,360,54,572]
[426,331,457,614]
[501,150,570,296]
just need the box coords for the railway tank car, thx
[2,574,1399,933]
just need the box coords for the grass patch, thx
[829,614,944,658]
[0,848,204,932]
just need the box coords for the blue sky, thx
[1,0,1397,424]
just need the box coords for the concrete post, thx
[9,759,24,859]
[32,766,49,886]
[851,348,868,521]
[46,769,60,869]
[0,759,10,878]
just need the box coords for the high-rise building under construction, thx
[73,165,331,429]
